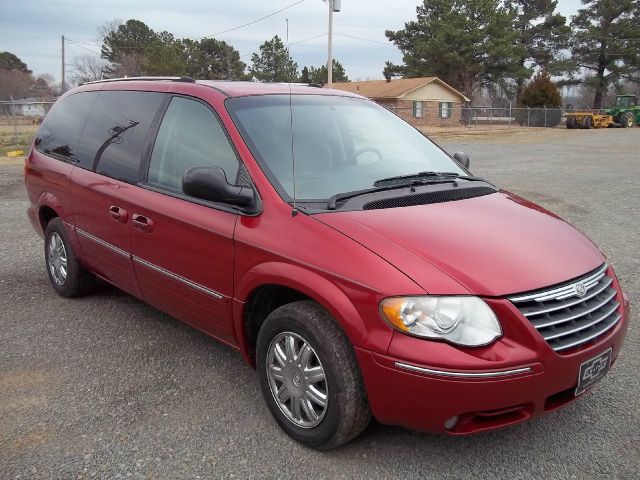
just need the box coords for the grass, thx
[0,123,37,157]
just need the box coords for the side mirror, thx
[453,151,470,169]
[182,166,254,207]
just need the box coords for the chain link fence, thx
[0,100,55,155]
[384,104,607,132]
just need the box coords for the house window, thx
[413,101,423,118]
[439,102,453,118]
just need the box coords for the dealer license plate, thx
[575,348,612,396]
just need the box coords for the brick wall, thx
[374,98,463,127]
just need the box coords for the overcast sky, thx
[2,0,583,82]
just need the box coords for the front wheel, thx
[256,300,371,449]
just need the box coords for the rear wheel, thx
[620,111,635,128]
[256,300,371,449]
[566,116,577,129]
[582,115,593,129]
[44,218,96,297]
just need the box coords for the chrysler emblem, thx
[575,282,587,297]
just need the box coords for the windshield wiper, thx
[373,171,489,187]
[327,178,458,210]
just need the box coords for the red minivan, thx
[25,77,629,449]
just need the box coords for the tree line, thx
[92,19,348,85]
[384,0,639,108]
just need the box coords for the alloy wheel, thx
[47,232,68,286]
[266,331,328,428]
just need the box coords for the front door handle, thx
[109,205,128,223]
[132,213,154,232]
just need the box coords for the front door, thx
[129,96,242,344]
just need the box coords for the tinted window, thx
[147,96,239,192]
[35,92,96,163]
[77,91,164,182]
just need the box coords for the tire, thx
[256,300,371,449]
[44,218,96,297]
[566,116,576,129]
[620,111,635,128]
[583,115,593,129]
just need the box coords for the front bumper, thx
[356,291,630,435]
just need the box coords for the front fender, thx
[233,261,394,366]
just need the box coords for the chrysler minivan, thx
[25,77,629,449]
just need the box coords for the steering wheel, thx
[346,146,383,165]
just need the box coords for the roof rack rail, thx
[79,76,196,86]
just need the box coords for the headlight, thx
[380,296,502,347]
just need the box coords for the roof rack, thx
[79,76,196,86]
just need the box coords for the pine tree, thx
[384,0,523,99]
[250,36,298,82]
[570,0,640,108]
[304,60,350,84]
[505,0,571,100]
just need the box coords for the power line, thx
[240,32,328,59]
[288,32,328,47]
[197,0,307,40]
[334,32,392,46]
[66,39,101,56]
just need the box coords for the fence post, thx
[508,102,512,127]
[527,107,530,127]
[544,106,547,127]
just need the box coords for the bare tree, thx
[71,55,109,84]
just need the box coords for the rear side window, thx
[35,92,96,163]
[147,96,239,192]
[77,91,164,183]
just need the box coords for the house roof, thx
[330,77,470,102]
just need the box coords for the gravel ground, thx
[1,128,638,479]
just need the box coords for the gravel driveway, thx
[1,128,638,479]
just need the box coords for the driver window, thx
[148,97,239,192]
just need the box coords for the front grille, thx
[509,264,621,352]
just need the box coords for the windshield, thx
[226,94,465,200]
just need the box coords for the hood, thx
[314,191,605,297]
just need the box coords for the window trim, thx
[138,92,261,216]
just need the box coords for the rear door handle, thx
[132,213,154,232]
[109,205,128,223]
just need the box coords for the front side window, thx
[147,97,239,193]
[227,95,464,200]
[35,92,96,163]
[77,91,164,182]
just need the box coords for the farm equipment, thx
[606,94,640,128]
[566,94,639,129]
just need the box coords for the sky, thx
[1,0,584,82]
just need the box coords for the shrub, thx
[516,71,562,127]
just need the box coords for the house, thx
[8,98,47,117]
[331,77,470,127]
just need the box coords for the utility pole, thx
[327,0,341,89]
[61,35,65,94]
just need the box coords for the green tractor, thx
[606,94,640,128]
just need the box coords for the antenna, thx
[286,18,298,217]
